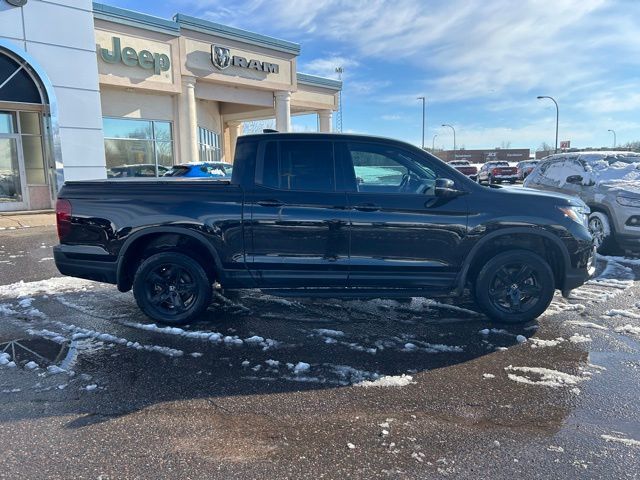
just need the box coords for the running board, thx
[261,287,456,299]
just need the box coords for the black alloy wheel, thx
[474,250,555,324]
[133,252,212,325]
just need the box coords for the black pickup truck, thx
[54,133,595,325]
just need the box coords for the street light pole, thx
[441,124,456,159]
[417,96,426,149]
[608,129,616,149]
[432,133,438,152]
[537,95,559,153]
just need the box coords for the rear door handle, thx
[353,203,380,212]
[257,199,284,207]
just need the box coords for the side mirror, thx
[566,175,583,185]
[434,178,460,197]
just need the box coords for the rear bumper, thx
[54,245,118,284]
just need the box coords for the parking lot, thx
[1,224,640,478]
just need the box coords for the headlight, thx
[558,206,589,227]
[616,195,640,208]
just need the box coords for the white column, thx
[227,121,242,162]
[179,76,199,163]
[274,91,291,132]
[318,110,333,133]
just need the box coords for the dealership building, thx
[440,148,531,164]
[0,0,341,212]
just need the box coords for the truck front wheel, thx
[474,250,555,324]
[133,252,212,325]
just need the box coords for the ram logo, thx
[212,45,231,70]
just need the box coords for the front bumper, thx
[562,245,596,293]
[54,244,118,284]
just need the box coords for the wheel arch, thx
[116,227,224,292]
[456,227,571,293]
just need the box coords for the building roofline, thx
[173,14,301,55]
[93,2,181,36]
[296,73,342,91]
[92,3,301,56]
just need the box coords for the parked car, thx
[54,133,594,326]
[524,151,640,252]
[107,164,169,178]
[164,162,233,178]
[478,161,518,184]
[516,160,539,181]
[448,160,478,181]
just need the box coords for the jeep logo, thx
[99,37,170,75]
[211,45,279,74]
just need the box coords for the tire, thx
[474,250,555,324]
[133,252,213,325]
[588,211,617,254]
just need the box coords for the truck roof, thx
[238,132,424,149]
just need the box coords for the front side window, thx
[258,141,335,192]
[103,118,174,178]
[345,142,437,194]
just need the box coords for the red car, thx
[448,160,478,181]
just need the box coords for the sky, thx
[105,0,640,152]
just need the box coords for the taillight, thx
[56,199,72,241]
[492,168,500,175]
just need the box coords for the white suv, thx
[524,151,640,252]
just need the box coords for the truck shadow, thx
[0,286,549,430]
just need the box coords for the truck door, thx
[338,140,468,289]
[245,139,350,288]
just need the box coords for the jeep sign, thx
[99,37,170,75]
[211,45,279,74]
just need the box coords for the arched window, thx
[0,51,44,104]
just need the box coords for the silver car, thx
[524,151,640,252]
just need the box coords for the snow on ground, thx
[601,434,640,447]
[355,374,415,388]
[613,325,640,337]
[504,366,586,388]
[0,277,96,299]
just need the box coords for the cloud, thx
[381,114,402,121]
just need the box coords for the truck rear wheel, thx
[133,252,212,325]
[474,250,555,324]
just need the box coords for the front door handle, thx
[257,199,284,207]
[353,203,380,212]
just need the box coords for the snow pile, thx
[504,365,585,388]
[0,352,11,366]
[614,325,640,337]
[568,333,592,343]
[564,320,608,330]
[123,322,281,351]
[355,374,415,388]
[601,434,640,447]
[529,337,565,348]
[0,277,95,299]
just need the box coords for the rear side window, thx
[257,141,335,192]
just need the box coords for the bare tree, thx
[500,141,511,149]
[621,140,640,151]
[537,142,553,152]
[241,119,276,135]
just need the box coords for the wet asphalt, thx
[0,226,639,479]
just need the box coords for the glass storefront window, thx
[22,136,45,184]
[0,111,16,134]
[103,118,174,177]
[19,111,41,135]
[198,126,221,163]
